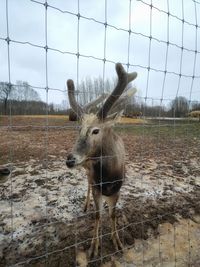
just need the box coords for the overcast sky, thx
[0,0,200,106]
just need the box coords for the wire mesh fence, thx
[0,0,200,266]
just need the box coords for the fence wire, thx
[0,0,200,266]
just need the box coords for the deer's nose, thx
[66,153,76,168]
[0,167,10,176]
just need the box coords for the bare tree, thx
[170,96,189,117]
[0,80,44,115]
[191,101,200,111]
[0,82,12,115]
[68,77,124,121]
[10,81,40,102]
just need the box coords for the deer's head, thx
[66,63,137,168]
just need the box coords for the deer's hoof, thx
[83,203,89,213]
[112,234,124,252]
[83,201,92,212]
[88,240,99,258]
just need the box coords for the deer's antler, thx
[67,79,84,119]
[85,93,108,113]
[108,87,137,115]
[97,63,137,120]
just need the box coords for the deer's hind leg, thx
[88,187,102,258]
[106,192,123,251]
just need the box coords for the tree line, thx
[124,96,200,118]
[0,79,199,117]
[0,81,66,115]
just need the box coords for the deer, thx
[66,63,137,257]
[0,165,11,184]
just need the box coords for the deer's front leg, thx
[84,183,91,212]
[88,187,102,258]
[107,193,123,251]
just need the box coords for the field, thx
[0,115,200,267]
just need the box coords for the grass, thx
[120,117,145,124]
[0,115,144,127]
[116,120,200,139]
[0,115,199,139]
[0,115,69,127]
[0,115,69,119]
[0,115,199,165]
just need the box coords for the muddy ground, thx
[0,117,200,266]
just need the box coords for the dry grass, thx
[120,117,145,124]
[0,115,144,126]
[0,115,68,118]
[0,115,69,127]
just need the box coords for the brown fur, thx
[67,114,125,257]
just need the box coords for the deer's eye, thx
[92,129,99,135]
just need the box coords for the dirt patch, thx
[0,158,199,267]
[0,117,200,266]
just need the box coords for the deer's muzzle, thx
[0,168,10,176]
[0,167,11,184]
[66,153,76,168]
